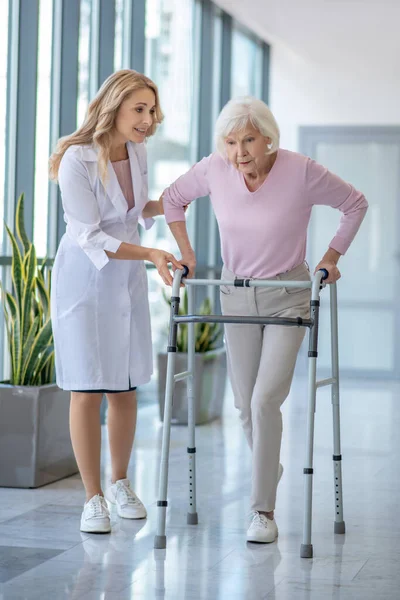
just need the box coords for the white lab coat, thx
[51,142,154,391]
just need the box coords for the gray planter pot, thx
[157,346,227,425]
[0,383,78,488]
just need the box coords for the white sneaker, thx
[246,465,282,544]
[80,494,111,533]
[247,512,278,543]
[105,478,147,519]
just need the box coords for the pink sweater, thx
[163,149,368,278]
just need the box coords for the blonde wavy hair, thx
[49,69,163,183]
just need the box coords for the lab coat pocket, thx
[55,249,96,318]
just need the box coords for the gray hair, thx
[214,96,280,156]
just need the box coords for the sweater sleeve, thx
[305,157,368,255]
[163,155,212,224]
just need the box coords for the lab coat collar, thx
[79,145,98,161]
[80,143,143,222]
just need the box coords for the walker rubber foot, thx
[154,535,167,549]
[300,543,313,558]
[334,520,346,534]
[187,512,198,525]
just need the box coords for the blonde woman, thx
[162,97,368,544]
[49,70,182,534]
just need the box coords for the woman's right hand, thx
[179,251,196,279]
[148,249,184,286]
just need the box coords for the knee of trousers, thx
[236,404,252,427]
[251,392,286,417]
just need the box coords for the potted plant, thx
[0,194,77,488]
[157,289,227,425]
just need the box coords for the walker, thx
[154,266,345,558]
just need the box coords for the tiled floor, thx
[0,374,399,599]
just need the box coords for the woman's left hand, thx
[313,261,341,283]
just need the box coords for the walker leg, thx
[301,294,320,559]
[154,292,181,549]
[330,284,345,535]
[301,353,317,558]
[187,286,198,525]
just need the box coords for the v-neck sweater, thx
[163,148,368,278]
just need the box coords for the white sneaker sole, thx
[105,497,147,520]
[246,530,278,544]
[80,521,111,534]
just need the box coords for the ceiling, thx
[214,0,400,81]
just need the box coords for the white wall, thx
[270,44,400,151]
[215,0,400,150]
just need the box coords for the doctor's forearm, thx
[106,243,153,261]
[142,201,161,218]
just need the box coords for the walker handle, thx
[319,268,329,281]
[182,265,190,278]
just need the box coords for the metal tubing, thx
[316,378,336,389]
[175,315,313,327]
[174,371,191,382]
[184,278,313,289]
[154,269,186,549]
[330,283,345,533]
[187,285,198,524]
[301,271,325,558]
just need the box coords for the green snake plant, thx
[163,288,222,353]
[1,193,54,385]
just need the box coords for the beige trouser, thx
[220,262,311,512]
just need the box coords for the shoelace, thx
[250,511,269,528]
[88,495,108,518]
[116,482,141,506]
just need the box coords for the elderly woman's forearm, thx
[321,248,341,264]
[169,221,195,255]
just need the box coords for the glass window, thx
[114,0,124,71]
[0,0,9,250]
[212,10,222,130]
[33,0,53,257]
[144,0,198,355]
[77,0,92,127]
[231,25,263,98]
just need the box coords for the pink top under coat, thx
[112,158,135,211]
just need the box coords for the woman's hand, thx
[148,249,184,286]
[178,251,196,279]
[314,261,341,283]
[314,248,341,283]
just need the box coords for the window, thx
[231,25,263,98]
[33,0,53,257]
[0,0,9,251]
[212,9,222,128]
[114,0,124,71]
[144,0,198,355]
[77,0,92,127]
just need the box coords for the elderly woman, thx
[161,97,368,544]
